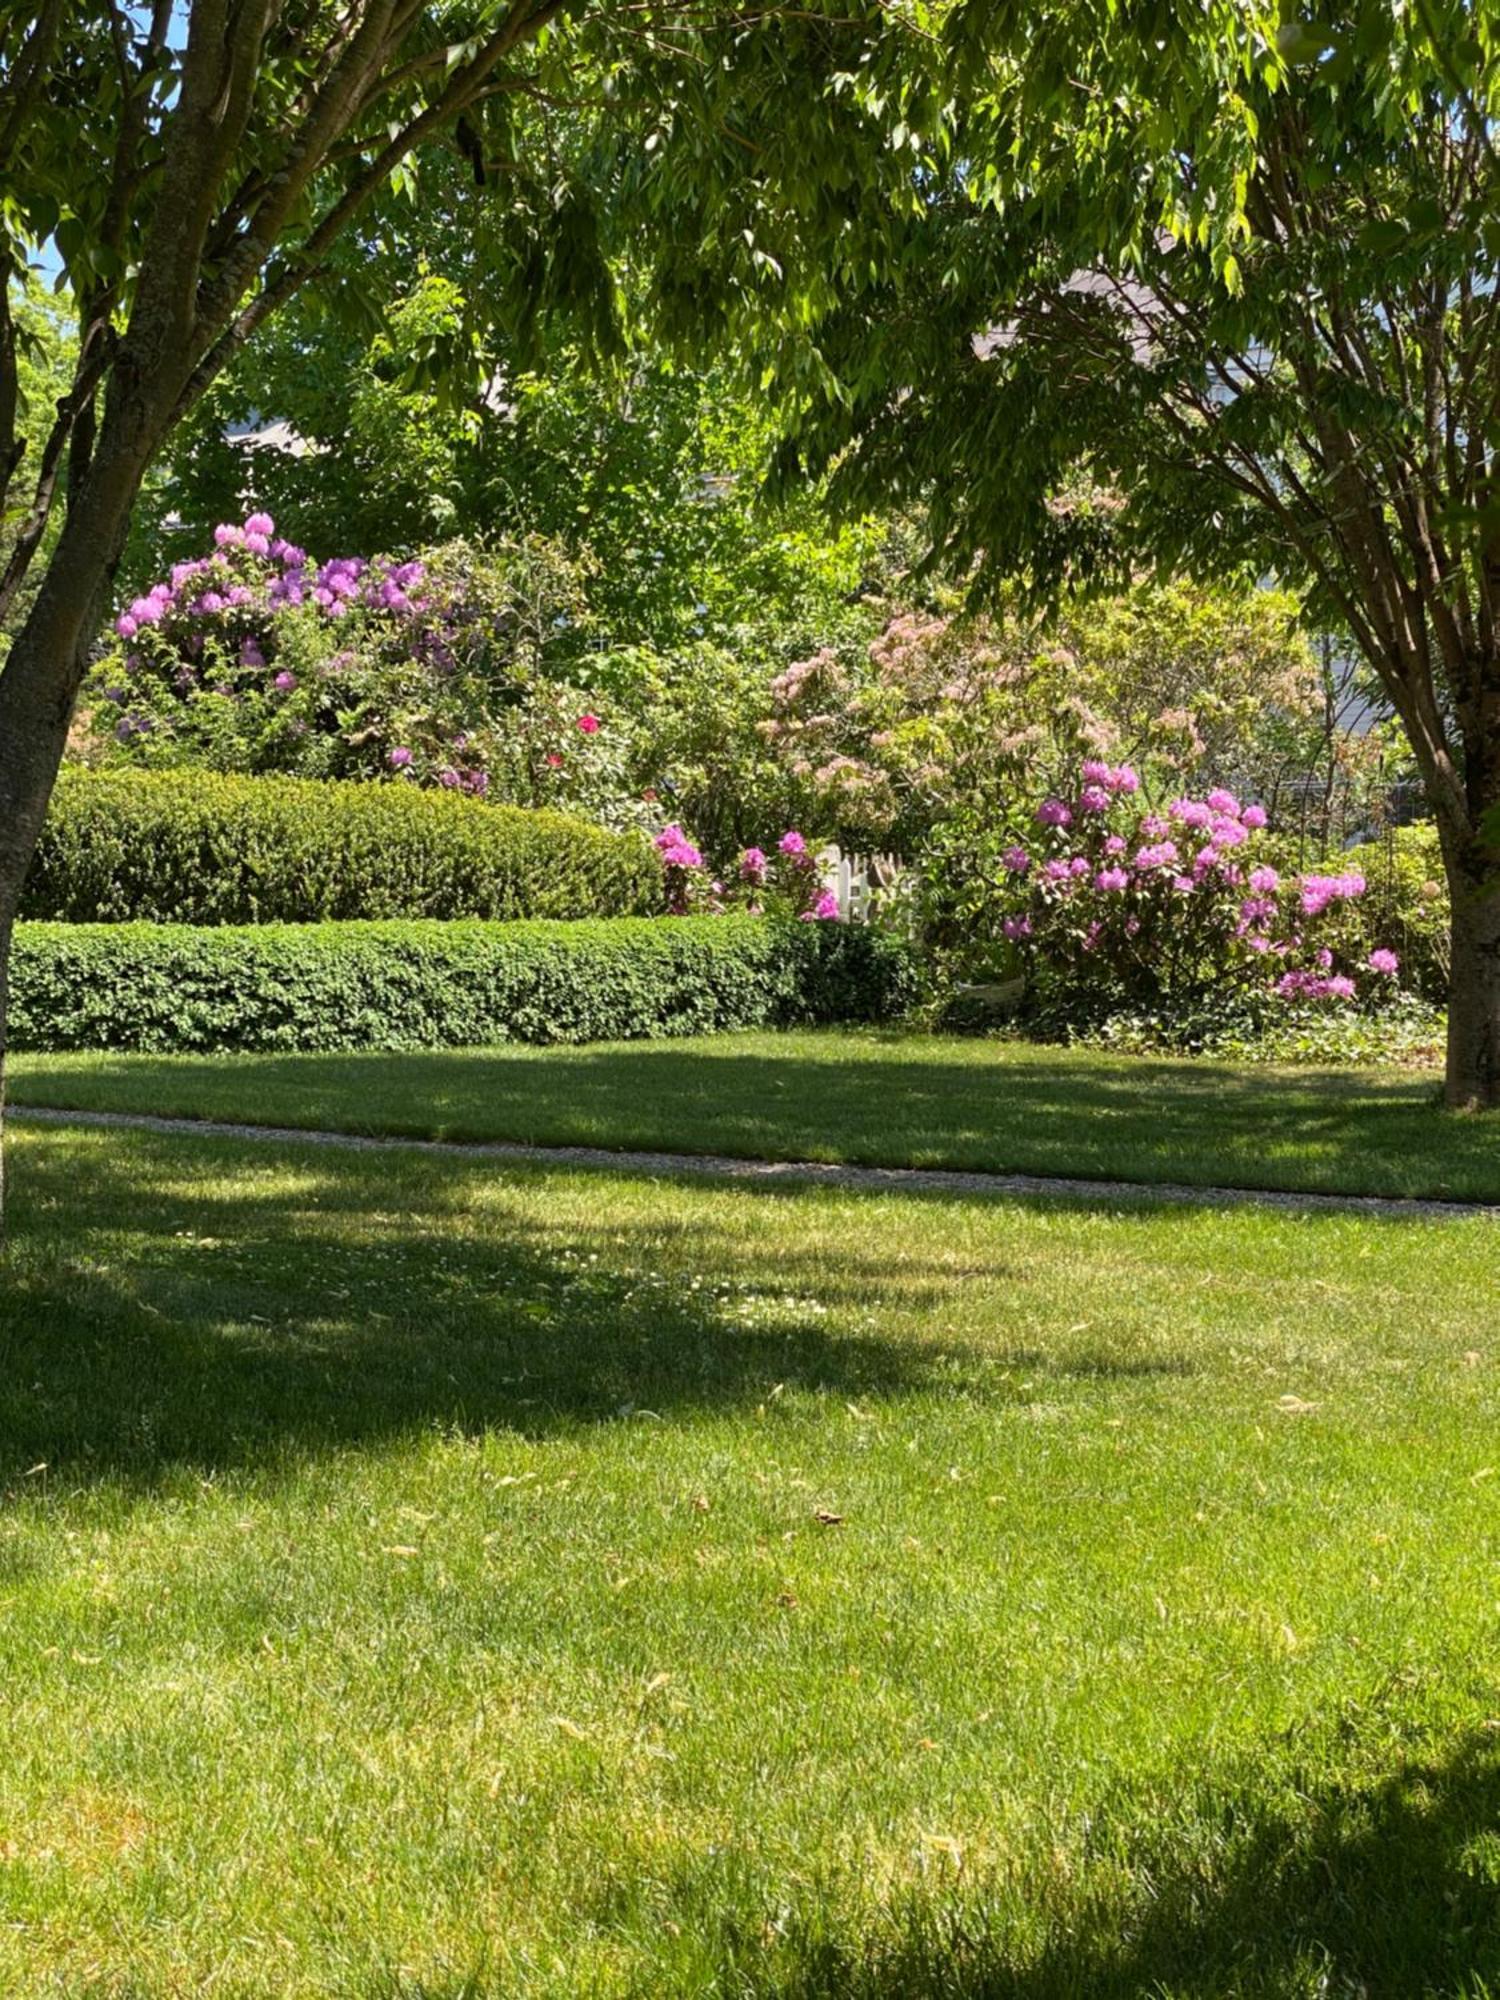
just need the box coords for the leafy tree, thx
[761,1,1500,1106]
[0,0,937,1200]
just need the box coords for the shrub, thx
[24,769,663,925]
[7,917,920,1053]
[976,768,1401,1034]
[89,523,647,825]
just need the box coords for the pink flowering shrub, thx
[90,524,643,823]
[989,771,1399,1029]
[651,822,838,920]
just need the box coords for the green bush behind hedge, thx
[24,769,663,923]
[9,917,920,1052]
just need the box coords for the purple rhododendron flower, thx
[272,670,296,691]
[1172,799,1214,829]
[778,829,807,856]
[388,746,413,768]
[1206,789,1241,817]
[1133,840,1179,871]
[656,824,704,869]
[1108,765,1140,794]
[1002,845,1031,874]
[1249,865,1279,894]
[1104,834,1127,856]
[1241,803,1268,829]
[1079,784,1111,814]
[1081,759,1112,786]
[244,512,275,538]
[1036,797,1072,828]
[1095,866,1130,892]
[740,847,768,883]
[1002,915,1032,941]
[1369,948,1400,975]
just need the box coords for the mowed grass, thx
[12,1031,1500,1202]
[0,1121,1497,1996]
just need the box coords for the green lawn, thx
[1,1118,1497,1995]
[12,1029,1500,1200]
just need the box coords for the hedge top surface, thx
[25,767,664,924]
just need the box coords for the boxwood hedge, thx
[24,769,663,924]
[8,917,920,1052]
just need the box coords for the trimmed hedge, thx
[8,916,920,1052]
[24,769,663,924]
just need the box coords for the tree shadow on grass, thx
[0,1127,1193,1492]
[755,1733,1500,1999]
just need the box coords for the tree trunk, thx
[1443,847,1500,1111]
[0,421,157,1237]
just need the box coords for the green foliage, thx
[1338,824,1451,1004]
[8,916,920,1053]
[24,770,663,925]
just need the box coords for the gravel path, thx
[10,1101,1493,1221]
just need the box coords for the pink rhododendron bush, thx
[989,765,1405,1034]
[653,824,839,922]
[86,521,640,824]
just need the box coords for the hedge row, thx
[8,917,920,1052]
[24,769,663,924]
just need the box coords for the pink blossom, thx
[740,847,768,883]
[1081,759,1113,786]
[272,670,296,692]
[656,824,704,869]
[1043,859,1074,884]
[1037,797,1073,829]
[388,746,413,769]
[1104,834,1127,856]
[778,829,808,856]
[576,713,601,735]
[213,524,243,548]
[1369,948,1400,976]
[1003,915,1033,941]
[1206,788,1241,817]
[1249,865,1280,894]
[1241,803,1268,829]
[1068,855,1091,878]
[1079,784,1111,814]
[1139,814,1168,839]
[1211,817,1247,848]
[1133,840,1179,871]
[1095,866,1130,892]
[804,890,841,921]
[1002,845,1031,874]
[1108,765,1140,794]
[1171,799,1214,829]
[244,512,275,538]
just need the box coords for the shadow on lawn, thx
[754,1734,1500,1999]
[0,1126,1190,1489]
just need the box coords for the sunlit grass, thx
[11,1029,1498,1200]
[0,1122,1496,1994]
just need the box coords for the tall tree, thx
[0,0,936,1211]
[758,0,1500,1107]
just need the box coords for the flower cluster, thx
[994,770,1399,1022]
[652,822,839,920]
